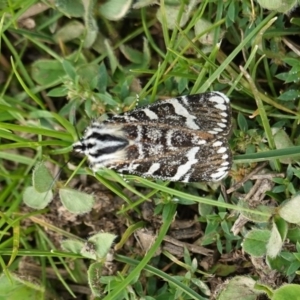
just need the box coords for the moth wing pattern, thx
[108,92,231,137]
[106,135,231,182]
[73,92,232,182]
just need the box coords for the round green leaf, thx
[47,86,68,97]
[195,18,225,45]
[279,195,300,224]
[54,20,85,43]
[243,229,271,257]
[59,188,94,214]
[55,0,84,17]
[273,128,300,164]
[88,232,117,259]
[23,186,53,209]
[266,221,284,258]
[273,284,300,300]
[77,64,101,90]
[238,200,273,223]
[99,0,132,21]
[32,162,54,193]
[61,239,84,254]
[0,273,45,299]
[87,262,103,297]
[257,0,298,13]
[217,276,261,300]
[156,5,189,29]
[31,59,65,86]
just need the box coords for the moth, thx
[73,92,232,182]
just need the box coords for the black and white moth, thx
[73,92,232,182]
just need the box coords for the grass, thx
[1,0,300,299]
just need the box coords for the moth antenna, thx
[44,159,72,200]
[40,105,81,205]
[52,101,79,190]
[74,122,81,141]
[74,111,82,142]
[47,105,80,190]
[69,102,81,141]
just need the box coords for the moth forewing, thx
[73,92,232,182]
[99,134,232,182]
[110,92,231,133]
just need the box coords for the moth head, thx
[72,123,102,155]
[73,139,86,154]
[72,122,130,171]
